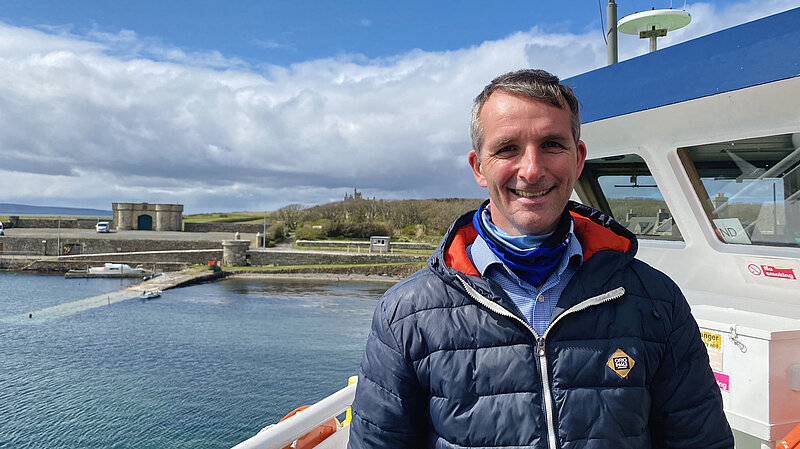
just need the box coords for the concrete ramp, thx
[4,269,224,324]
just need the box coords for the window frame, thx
[576,153,683,241]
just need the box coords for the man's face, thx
[468,90,586,236]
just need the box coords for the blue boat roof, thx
[563,7,800,124]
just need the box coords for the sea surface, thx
[0,272,387,448]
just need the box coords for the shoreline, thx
[228,272,404,283]
[0,267,408,284]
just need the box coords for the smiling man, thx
[348,70,733,449]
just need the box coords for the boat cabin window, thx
[576,154,682,241]
[679,133,800,248]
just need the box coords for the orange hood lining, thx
[443,211,632,276]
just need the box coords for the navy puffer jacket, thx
[349,202,733,449]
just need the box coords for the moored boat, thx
[65,263,147,279]
[140,289,162,299]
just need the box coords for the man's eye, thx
[543,141,565,150]
[496,145,516,154]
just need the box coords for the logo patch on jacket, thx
[606,348,635,379]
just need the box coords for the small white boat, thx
[65,263,147,278]
[88,263,145,276]
[140,290,162,299]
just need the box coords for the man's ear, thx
[575,140,587,178]
[468,150,488,188]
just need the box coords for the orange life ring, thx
[278,405,338,449]
[778,422,800,449]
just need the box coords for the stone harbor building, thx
[112,203,183,231]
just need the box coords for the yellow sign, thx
[701,331,722,350]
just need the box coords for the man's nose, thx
[518,147,544,182]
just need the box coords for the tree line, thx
[280,197,485,241]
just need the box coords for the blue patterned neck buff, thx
[472,202,572,287]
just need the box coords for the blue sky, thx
[0,0,797,213]
[0,1,717,66]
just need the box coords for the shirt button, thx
[537,294,545,302]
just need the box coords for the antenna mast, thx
[607,0,618,65]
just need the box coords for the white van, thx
[95,221,109,233]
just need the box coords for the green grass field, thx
[182,212,269,224]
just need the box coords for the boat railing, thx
[231,380,357,449]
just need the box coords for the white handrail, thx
[231,381,357,449]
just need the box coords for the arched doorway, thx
[137,214,153,230]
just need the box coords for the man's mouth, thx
[510,188,551,198]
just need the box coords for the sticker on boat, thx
[701,331,724,371]
[701,331,722,350]
[761,266,797,280]
[714,372,730,392]
[746,264,797,280]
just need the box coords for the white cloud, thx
[254,39,290,50]
[0,1,796,213]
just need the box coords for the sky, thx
[0,0,798,214]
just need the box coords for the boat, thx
[231,6,800,449]
[88,263,145,276]
[141,289,162,299]
[564,6,800,448]
[143,272,164,281]
[65,263,147,278]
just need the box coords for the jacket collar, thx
[433,200,637,279]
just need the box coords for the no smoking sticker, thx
[747,264,796,280]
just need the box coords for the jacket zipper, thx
[457,276,625,449]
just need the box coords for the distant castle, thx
[344,188,376,202]
[344,188,362,201]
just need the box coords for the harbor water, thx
[0,272,386,448]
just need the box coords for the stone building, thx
[112,203,183,231]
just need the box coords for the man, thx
[348,69,733,449]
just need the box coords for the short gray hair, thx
[470,69,581,154]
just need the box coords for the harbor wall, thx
[247,250,426,266]
[228,263,423,278]
[2,218,274,235]
[294,240,434,250]
[0,232,426,273]
[0,236,221,257]
[184,222,266,233]
[64,250,222,265]
[2,217,109,229]
[61,249,423,267]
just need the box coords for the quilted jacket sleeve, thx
[648,281,734,449]
[347,294,429,449]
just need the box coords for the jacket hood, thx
[429,200,638,281]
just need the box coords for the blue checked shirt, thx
[467,229,583,336]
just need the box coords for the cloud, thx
[254,39,290,50]
[35,23,249,69]
[0,1,795,212]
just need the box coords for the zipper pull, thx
[537,337,546,357]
